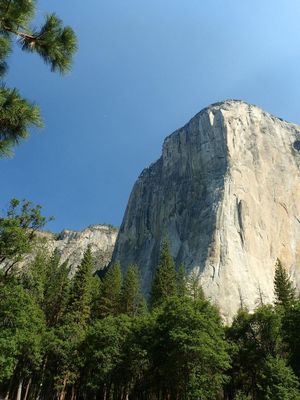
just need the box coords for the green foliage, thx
[67,246,94,326]
[176,263,188,297]
[187,269,205,300]
[20,13,77,73]
[274,259,296,308]
[151,240,177,307]
[225,305,293,399]
[0,0,77,72]
[0,280,45,382]
[282,300,300,377]
[2,231,300,400]
[97,261,122,318]
[0,198,51,276]
[257,356,300,400]
[21,250,48,304]
[151,296,230,400]
[0,87,42,156]
[44,252,70,327]
[233,392,252,400]
[81,315,133,398]
[0,0,77,156]
[120,264,145,316]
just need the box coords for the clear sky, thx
[1,0,300,232]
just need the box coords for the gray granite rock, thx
[112,100,300,322]
[27,224,118,275]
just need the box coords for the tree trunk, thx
[35,356,48,400]
[4,382,12,400]
[102,383,107,400]
[121,386,129,400]
[16,377,23,400]
[70,385,76,400]
[23,377,32,400]
[58,375,68,400]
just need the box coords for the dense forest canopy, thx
[0,210,300,400]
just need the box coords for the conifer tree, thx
[274,259,296,308]
[67,246,94,325]
[97,261,122,318]
[0,280,46,397]
[151,240,177,307]
[44,251,70,327]
[282,301,300,378]
[120,264,145,316]
[52,248,94,399]
[21,250,48,305]
[257,356,300,400]
[0,0,77,156]
[176,263,188,297]
[151,296,230,399]
[187,269,205,300]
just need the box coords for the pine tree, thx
[151,240,177,307]
[67,246,94,325]
[176,263,188,297]
[97,262,122,318]
[187,269,205,300]
[0,0,77,156]
[257,356,300,400]
[225,305,284,399]
[274,259,296,308]
[0,280,46,395]
[44,251,70,327]
[151,296,230,399]
[120,264,145,316]
[282,300,300,378]
[21,250,48,305]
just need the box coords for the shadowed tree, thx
[187,269,205,301]
[67,246,94,326]
[97,262,122,318]
[120,264,146,316]
[176,263,188,297]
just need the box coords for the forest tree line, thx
[1,200,300,400]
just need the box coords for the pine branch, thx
[2,24,36,44]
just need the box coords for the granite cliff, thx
[33,224,118,275]
[112,100,300,321]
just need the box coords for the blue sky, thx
[1,0,300,232]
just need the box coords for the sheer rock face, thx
[112,100,300,321]
[34,225,118,275]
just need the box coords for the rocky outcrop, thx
[33,224,118,274]
[112,100,300,321]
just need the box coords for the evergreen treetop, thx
[97,261,122,318]
[274,259,296,308]
[150,239,177,308]
[67,246,94,326]
[176,263,188,297]
[120,264,145,317]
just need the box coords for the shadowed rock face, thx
[112,100,300,321]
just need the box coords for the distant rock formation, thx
[112,100,300,321]
[34,224,118,274]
